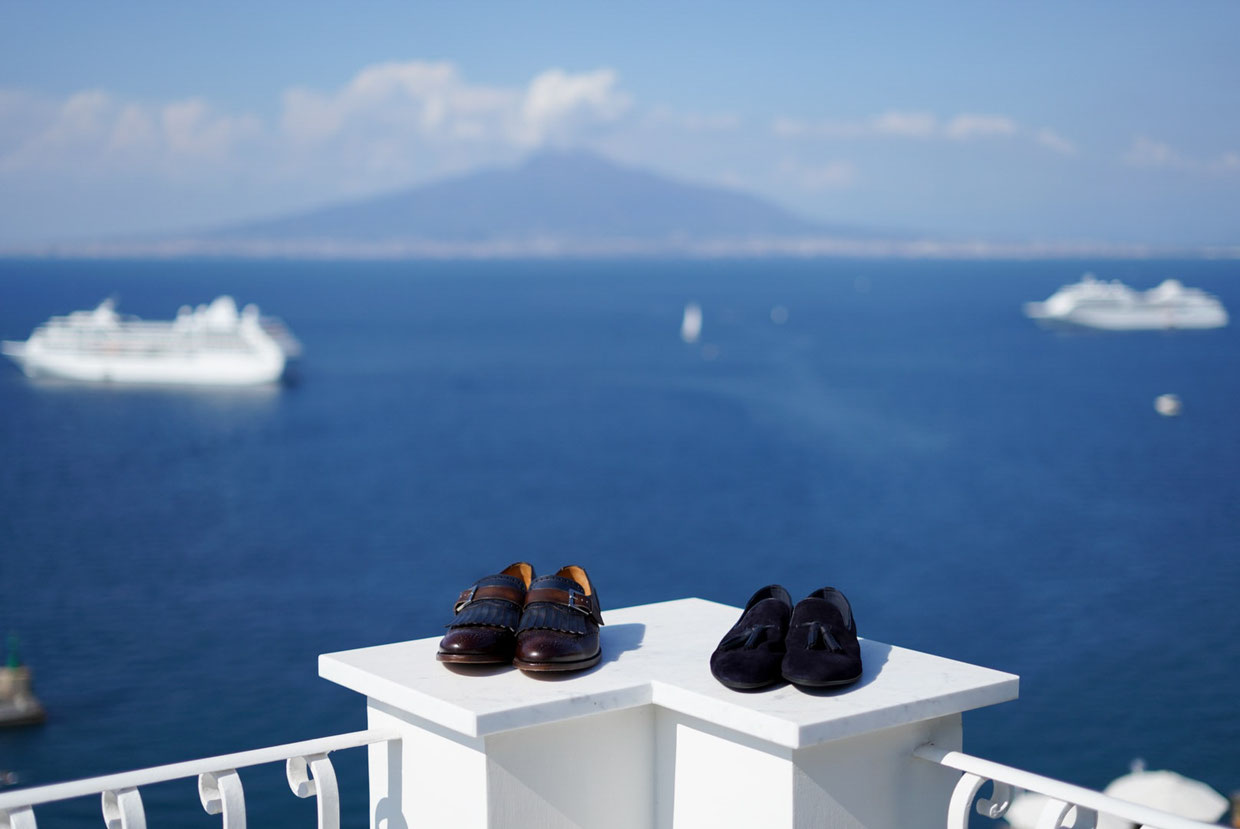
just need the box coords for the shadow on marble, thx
[599,622,645,663]
[792,639,892,697]
[520,622,646,682]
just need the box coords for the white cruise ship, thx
[1,296,301,386]
[1024,274,1228,330]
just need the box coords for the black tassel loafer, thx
[512,566,605,673]
[709,585,793,690]
[437,562,535,664]
[781,587,862,688]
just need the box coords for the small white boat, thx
[1024,274,1228,331]
[1154,393,1182,417]
[681,302,702,343]
[2,297,301,386]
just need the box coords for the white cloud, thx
[54,91,112,142]
[281,87,346,144]
[109,104,157,153]
[775,111,937,140]
[943,114,1017,140]
[1123,136,1183,168]
[872,111,938,138]
[161,98,261,160]
[772,117,807,138]
[1,90,120,169]
[0,60,634,192]
[1035,128,1077,156]
[775,110,1073,155]
[0,88,262,175]
[1121,136,1240,176]
[278,62,629,152]
[519,68,630,145]
[280,61,517,148]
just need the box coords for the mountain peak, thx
[209,149,829,247]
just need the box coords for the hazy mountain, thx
[209,151,849,246]
[24,150,1188,258]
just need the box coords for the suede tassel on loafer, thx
[437,562,534,664]
[513,565,605,673]
[709,585,793,690]
[781,587,862,688]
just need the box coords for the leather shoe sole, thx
[436,650,513,664]
[512,650,601,672]
[783,672,861,688]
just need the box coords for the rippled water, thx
[1,258,1237,825]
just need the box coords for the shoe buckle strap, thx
[454,586,477,612]
[525,586,588,612]
[524,586,604,625]
[454,584,524,613]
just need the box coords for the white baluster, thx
[199,769,246,829]
[1073,807,1098,829]
[1052,805,1098,828]
[286,754,339,829]
[1035,798,1073,829]
[0,806,37,829]
[947,773,987,829]
[978,781,1014,819]
[101,788,146,829]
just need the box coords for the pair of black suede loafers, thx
[437,562,604,673]
[710,585,862,691]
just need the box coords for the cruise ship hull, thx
[1,296,298,387]
[1024,302,1228,331]
[2,340,286,386]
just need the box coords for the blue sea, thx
[1,258,1238,825]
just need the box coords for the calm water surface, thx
[1,258,1238,825]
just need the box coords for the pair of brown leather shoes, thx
[436,563,605,673]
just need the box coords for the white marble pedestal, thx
[320,598,1018,829]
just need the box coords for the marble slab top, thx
[319,598,1018,749]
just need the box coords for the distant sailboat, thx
[1154,393,1182,417]
[681,302,702,343]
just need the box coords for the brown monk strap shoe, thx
[512,565,605,673]
[437,562,535,664]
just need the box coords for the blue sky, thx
[2,1,1238,246]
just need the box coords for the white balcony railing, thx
[915,743,1223,829]
[1,602,1229,829]
[0,729,394,829]
[3,737,1225,829]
